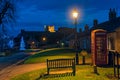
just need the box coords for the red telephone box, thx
[91,29,107,66]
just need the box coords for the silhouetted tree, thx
[0,0,16,31]
[0,0,17,52]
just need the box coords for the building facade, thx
[69,8,120,53]
[14,29,63,49]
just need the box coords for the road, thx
[0,52,31,70]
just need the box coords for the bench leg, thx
[72,63,76,76]
[73,68,75,76]
[47,68,50,75]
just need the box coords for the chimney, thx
[113,8,117,19]
[79,28,82,32]
[109,8,117,21]
[84,24,89,31]
[93,19,98,27]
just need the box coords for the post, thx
[82,56,85,65]
[47,59,49,75]
[117,53,119,79]
[93,65,98,74]
[72,8,79,65]
[74,18,79,65]
[113,52,116,77]
[72,58,76,76]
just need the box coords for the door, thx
[95,33,107,65]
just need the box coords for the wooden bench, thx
[46,58,76,76]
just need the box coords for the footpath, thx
[0,62,46,80]
[0,50,46,80]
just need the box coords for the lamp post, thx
[72,8,79,65]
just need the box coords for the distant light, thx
[57,41,59,44]
[61,43,64,46]
[32,41,35,44]
[42,37,46,41]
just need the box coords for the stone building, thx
[58,27,75,38]
[64,25,91,52]
[91,8,120,52]
[69,8,120,53]
[57,27,76,47]
[78,24,91,52]
[14,29,63,49]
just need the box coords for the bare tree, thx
[0,0,16,31]
[0,0,17,52]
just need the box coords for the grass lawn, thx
[11,48,117,80]
[11,65,117,80]
[24,48,83,64]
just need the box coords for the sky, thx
[12,0,120,36]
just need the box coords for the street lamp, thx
[72,8,79,65]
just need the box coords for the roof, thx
[91,17,120,33]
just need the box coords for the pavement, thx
[0,63,46,80]
[0,50,46,80]
[0,52,30,70]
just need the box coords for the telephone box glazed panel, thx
[91,29,107,66]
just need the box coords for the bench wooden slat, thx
[46,58,76,76]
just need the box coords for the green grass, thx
[11,48,117,80]
[11,65,117,80]
[11,69,46,80]
[24,48,78,64]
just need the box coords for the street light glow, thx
[72,8,78,19]
[73,12,78,18]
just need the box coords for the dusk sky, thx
[13,0,120,36]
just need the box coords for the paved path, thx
[0,63,46,80]
[0,50,45,80]
[0,52,30,70]
[0,49,41,70]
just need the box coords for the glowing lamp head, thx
[73,12,78,18]
[72,8,78,19]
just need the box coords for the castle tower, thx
[44,25,55,32]
[109,8,116,21]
